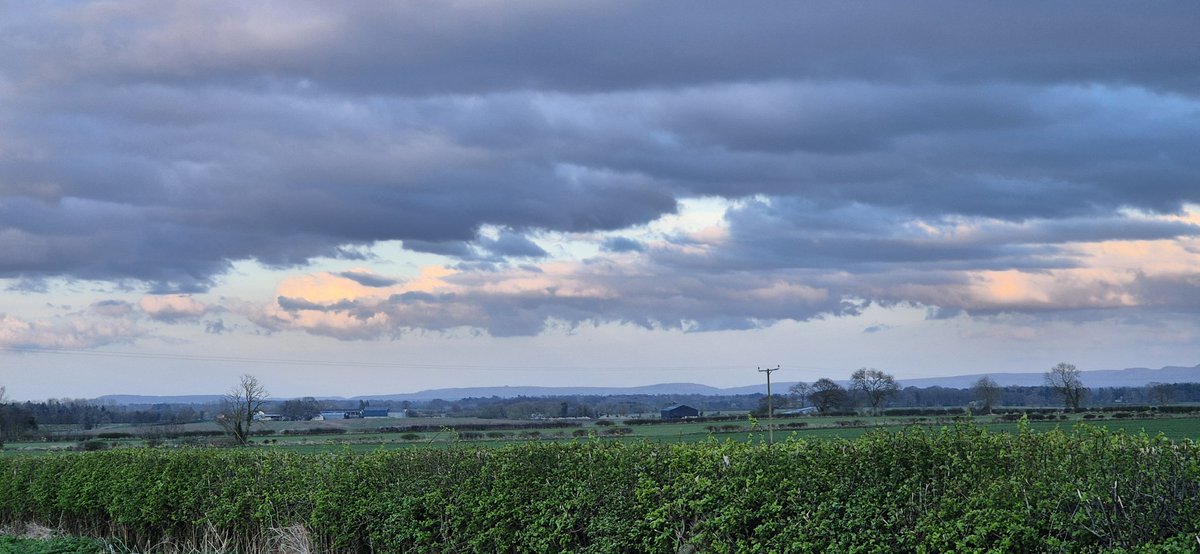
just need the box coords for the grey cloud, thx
[667,198,1200,273]
[601,237,645,253]
[13,2,1197,95]
[263,265,865,340]
[276,296,334,312]
[478,230,547,259]
[337,271,399,288]
[1,0,1198,315]
[204,318,227,334]
[1129,273,1200,312]
[89,300,134,318]
[5,278,50,293]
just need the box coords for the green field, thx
[4,413,1196,457]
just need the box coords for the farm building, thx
[252,411,285,421]
[318,410,363,420]
[362,407,390,418]
[660,404,699,420]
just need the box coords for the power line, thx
[758,365,780,445]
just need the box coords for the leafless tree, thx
[218,374,268,446]
[788,382,811,408]
[972,376,1002,414]
[850,368,899,415]
[1044,362,1085,411]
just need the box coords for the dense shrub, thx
[884,407,967,416]
[0,423,1197,553]
[281,427,347,436]
[73,440,110,452]
[623,415,743,426]
[377,421,580,434]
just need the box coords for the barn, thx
[660,404,700,420]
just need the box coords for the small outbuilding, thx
[660,404,700,420]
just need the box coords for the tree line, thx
[2,365,1198,443]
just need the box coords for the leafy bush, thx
[1,423,1197,553]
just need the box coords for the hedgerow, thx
[0,422,1196,552]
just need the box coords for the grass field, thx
[5,412,1195,456]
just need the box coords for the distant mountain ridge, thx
[92,364,1198,404]
[896,365,1200,389]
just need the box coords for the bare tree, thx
[1044,362,1085,411]
[850,368,899,415]
[788,382,811,408]
[809,378,848,413]
[972,376,1002,414]
[217,374,268,446]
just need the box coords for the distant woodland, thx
[1,382,1198,439]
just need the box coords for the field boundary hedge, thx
[1,422,1197,553]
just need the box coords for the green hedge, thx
[1,423,1197,552]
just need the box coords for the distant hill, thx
[896,364,1200,389]
[89,364,1198,404]
[353,382,725,402]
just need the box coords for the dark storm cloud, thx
[2,1,1199,335]
[12,2,1197,95]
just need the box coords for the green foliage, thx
[0,424,1197,552]
[0,536,110,554]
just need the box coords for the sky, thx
[1,1,1199,400]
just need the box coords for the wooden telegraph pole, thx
[758,365,780,445]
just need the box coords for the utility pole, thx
[758,365,780,445]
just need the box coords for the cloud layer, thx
[2,1,1199,339]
